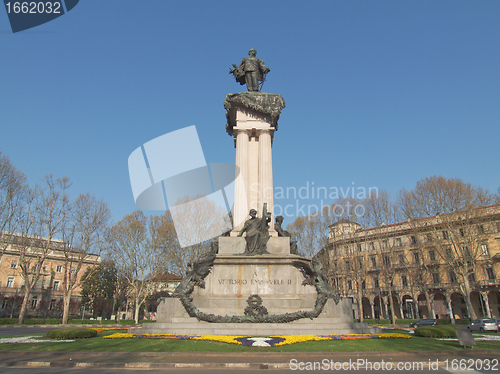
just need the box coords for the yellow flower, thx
[103,333,134,339]
[378,333,411,339]
[192,335,244,345]
[274,335,330,346]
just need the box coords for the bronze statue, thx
[275,215,299,255]
[230,49,270,92]
[237,205,271,255]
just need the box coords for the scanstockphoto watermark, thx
[271,181,379,218]
[290,358,500,371]
[290,358,425,371]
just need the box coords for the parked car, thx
[410,318,438,328]
[493,319,500,330]
[467,318,498,332]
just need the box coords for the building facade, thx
[0,234,100,318]
[324,205,500,321]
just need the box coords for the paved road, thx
[0,367,497,373]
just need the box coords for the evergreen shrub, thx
[46,328,98,339]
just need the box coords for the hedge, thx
[0,318,154,325]
[363,319,391,325]
[46,328,98,339]
[414,325,461,338]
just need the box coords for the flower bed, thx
[103,332,411,346]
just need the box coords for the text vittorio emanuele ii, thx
[218,278,292,285]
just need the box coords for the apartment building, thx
[324,205,500,321]
[0,234,100,317]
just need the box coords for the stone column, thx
[481,291,492,318]
[257,129,274,232]
[370,299,375,320]
[233,129,250,230]
[445,293,455,324]
[383,297,389,320]
[399,299,404,320]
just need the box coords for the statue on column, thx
[237,204,271,255]
[230,49,270,92]
[275,215,299,255]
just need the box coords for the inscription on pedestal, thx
[217,278,293,285]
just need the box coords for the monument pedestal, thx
[136,237,379,336]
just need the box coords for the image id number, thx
[444,359,499,371]
[5,2,62,14]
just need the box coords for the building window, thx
[410,236,417,245]
[333,278,340,288]
[56,265,63,273]
[70,267,76,274]
[432,273,440,284]
[382,240,388,249]
[53,281,60,291]
[373,277,379,288]
[444,245,452,257]
[6,277,14,288]
[485,267,495,280]
[398,253,405,265]
[31,296,37,309]
[345,260,351,272]
[442,231,449,240]
[43,265,47,272]
[369,242,375,251]
[480,243,490,257]
[468,273,476,282]
[395,238,402,247]
[357,244,362,252]
[361,280,366,289]
[449,271,458,283]
[347,279,352,290]
[370,256,377,268]
[429,250,436,261]
[344,227,350,235]
[1,300,7,309]
[49,299,56,310]
[382,254,390,267]
[426,233,433,242]
[477,225,485,234]
[358,258,363,268]
[412,251,420,264]
[401,274,408,288]
[459,228,465,237]
[10,260,17,269]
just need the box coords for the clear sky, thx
[1,0,499,226]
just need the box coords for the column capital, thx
[233,128,252,136]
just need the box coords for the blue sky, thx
[1,0,499,226]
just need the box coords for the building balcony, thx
[426,283,446,291]
[477,279,500,288]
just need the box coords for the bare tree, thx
[15,176,71,324]
[60,194,111,324]
[107,211,164,324]
[161,196,229,276]
[0,151,26,253]
[288,197,361,259]
[399,176,499,320]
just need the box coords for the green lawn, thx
[0,329,499,352]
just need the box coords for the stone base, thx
[137,298,379,335]
[135,237,380,335]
